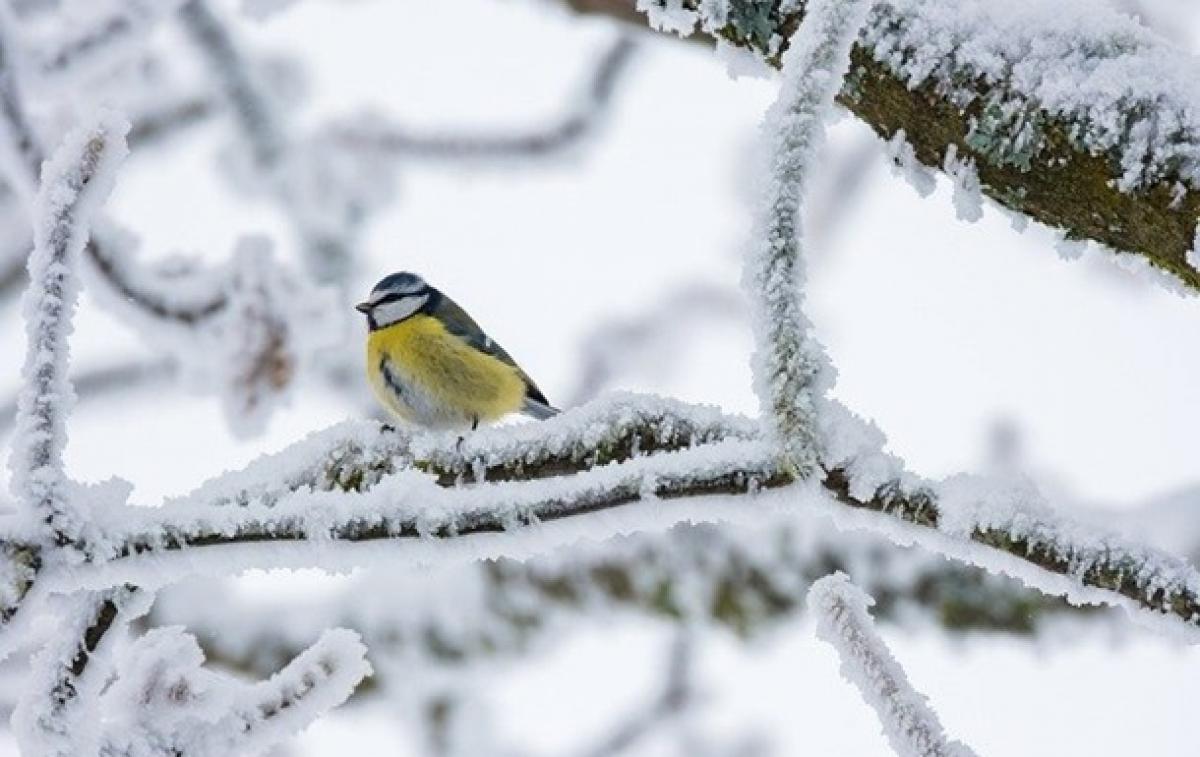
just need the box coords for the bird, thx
[355,271,559,431]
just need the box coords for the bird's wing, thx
[431,293,553,407]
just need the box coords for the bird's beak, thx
[354,302,372,314]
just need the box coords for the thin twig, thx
[809,573,978,757]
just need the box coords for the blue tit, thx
[355,272,559,431]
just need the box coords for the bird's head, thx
[356,272,433,330]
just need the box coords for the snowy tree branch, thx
[0,395,1185,637]
[744,0,868,477]
[13,588,135,757]
[579,629,694,757]
[332,34,637,161]
[179,0,355,284]
[11,115,128,547]
[572,0,1200,290]
[28,0,191,84]
[2,110,369,756]
[97,626,371,757]
[178,0,284,171]
[0,19,230,325]
[809,573,977,757]
[152,523,1073,690]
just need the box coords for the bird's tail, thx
[522,398,560,420]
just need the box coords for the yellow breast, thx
[366,315,528,428]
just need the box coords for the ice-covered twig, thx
[809,573,978,757]
[12,587,136,757]
[0,21,44,196]
[333,34,636,162]
[582,0,1200,290]
[125,91,219,148]
[744,0,869,477]
[0,18,231,326]
[27,0,192,86]
[10,115,128,547]
[578,629,694,757]
[564,282,742,407]
[178,0,284,170]
[179,0,357,284]
[99,626,371,757]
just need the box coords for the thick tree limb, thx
[569,0,1200,290]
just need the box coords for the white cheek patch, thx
[373,294,429,328]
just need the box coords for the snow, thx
[637,0,698,37]
[817,399,907,502]
[809,572,977,757]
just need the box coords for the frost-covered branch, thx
[28,0,191,86]
[13,588,135,757]
[151,522,1072,689]
[565,282,743,408]
[0,16,231,325]
[574,0,1200,290]
[98,626,371,757]
[4,394,1187,638]
[178,0,284,171]
[745,0,867,477]
[11,115,128,547]
[0,19,44,197]
[333,34,636,162]
[179,0,358,284]
[808,573,977,757]
[124,93,217,148]
[579,630,694,757]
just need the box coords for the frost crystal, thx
[942,144,982,223]
[884,130,936,198]
[636,0,699,36]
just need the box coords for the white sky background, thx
[2,0,1200,754]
